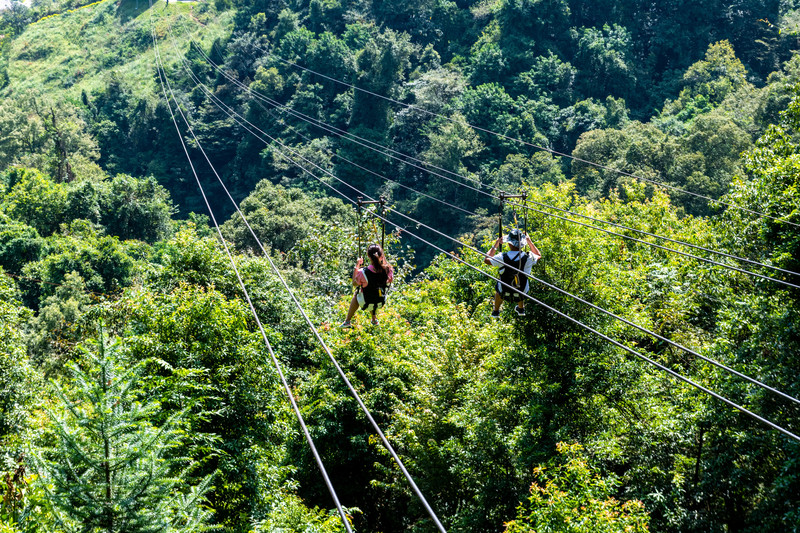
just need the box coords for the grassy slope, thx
[3,0,232,101]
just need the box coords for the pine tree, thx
[35,332,212,533]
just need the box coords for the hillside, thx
[3,0,231,99]
[1,1,800,533]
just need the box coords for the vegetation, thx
[1,0,800,532]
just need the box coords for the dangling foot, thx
[491,310,500,319]
[514,306,525,317]
[340,321,352,329]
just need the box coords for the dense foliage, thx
[1,0,800,532]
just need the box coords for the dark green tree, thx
[349,29,413,132]
[513,52,576,105]
[0,268,34,448]
[495,0,571,70]
[100,175,175,243]
[34,334,212,533]
[0,221,47,274]
[573,24,635,100]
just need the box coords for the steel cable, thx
[172,18,800,283]
[279,161,800,443]
[172,40,800,408]
[160,22,449,532]
[149,14,354,531]
[164,15,800,441]
[240,34,800,229]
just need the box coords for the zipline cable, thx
[169,32,800,293]
[510,201,800,290]
[174,44,800,408]
[171,24,496,199]
[164,16,800,412]
[386,206,800,408]
[268,158,800,442]
[238,116,800,441]
[165,30,800,444]
[237,34,800,229]
[172,20,800,283]
[510,198,800,280]
[378,214,800,443]
[159,23,449,533]
[179,52,800,415]
[167,24,474,217]
[242,90,800,409]
[149,15,354,532]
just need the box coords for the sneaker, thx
[371,318,379,326]
[340,321,352,329]
[491,310,500,319]
[514,307,525,317]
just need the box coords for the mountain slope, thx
[3,0,231,100]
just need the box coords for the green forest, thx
[1,0,800,531]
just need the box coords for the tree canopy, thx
[1,0,800,532]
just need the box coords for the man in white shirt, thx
[484,229,542,317]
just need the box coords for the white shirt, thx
[489,250,536,275]
[489,250,537,293]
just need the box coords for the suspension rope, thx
[248,136,800,442]
[179,51,800,414]
[149,15,354,532]
[273,154,800,441]
[300,151,800,409]
[172,19,800,282]
[509,197,800,279]
[169,23,474,216]
[233,32,800,229]
[388,208,800,407]
[162,21,800,443]
[169,31,800,293]
[377,213,800,443]
[171,44,800,408]
[160,24,449,532]
[511,201,800,290]
[237,74,800,287]
[170,22,496,199]
[164,15,800,412]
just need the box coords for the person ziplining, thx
[485,193,541,318]
[485,229,542,317]
[341,243,393,328]
[341,197,393,328]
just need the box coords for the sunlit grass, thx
[3,0,233,100]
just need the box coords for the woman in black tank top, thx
[341,244,393,328]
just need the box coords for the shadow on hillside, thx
[116,0,149,24]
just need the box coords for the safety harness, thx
[359,266,389,311]
[497,252,529,302]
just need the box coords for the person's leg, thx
[514,292,526,316]
[519,287,530,310]
[491,292,503,318]
[343,293,359,324]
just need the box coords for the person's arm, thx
[352,258,364,287]
[526,235,542,262]
[484,237,503,265]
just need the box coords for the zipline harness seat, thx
[496,250,529,302]
[357,266,389,311]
